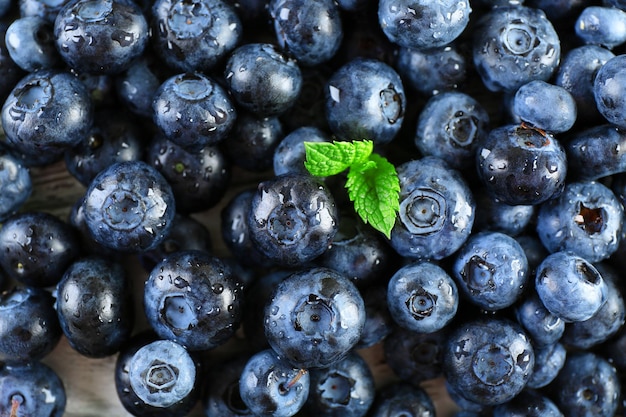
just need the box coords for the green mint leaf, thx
[304,140,373,177]
[345,153,400,239]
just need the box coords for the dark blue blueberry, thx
[414,91,490,170]
[147,134,231,213]
[1,69,93,165]
[201,355,253,416]
[5,16,62,72]
[65,109,145,186]
[535,251,608,322]
[317,215,393,287]
[220,188,273,268]
[82,160,176,253]
[536,181,623,263]
[493,389,564,417]
[0,145,31,222]
[555,45,614,125]
[443,318,534,406]
[475,124,567,205]
[151,0,241,72]
[387,261,458,332]
[472,6,560,92]
[0,23,25,103]
[515,234,548,278]
[355,284,393,349]
[222,111,284,172]
[67,195,119,258]
[0,211,80,287]
[560,263,625,349]
[269,0,343,66]
[445,379,489,414]
[305,351,375,417]
[594,54,626,129]
[526,0,586,22]
[452,231,528,311]
[139,213,213,272]
[20,0,72,23]
[511,80,577,133]
[224,43,303,117]
[53,0,149,74]
[0,287,61,364]
[152,72,237,151]
[325,58,405,144]
[54,256,133,357]
[552,351,620,417]
[144,250,242,351]
[264,267,366,368]
[335,12,397,66]
[576,6,626,49]
[115,54,171,118]
[390,156,475,261]
[525,342,566,389]
[396,44,466,96]
[369,382,435,417]
[125,339,200,416]
[378,0,471,50]
[247,173,338,267]
[566,124,626,181]
[280,66,331,131]
[0,362,66,417]
[514,292,565,347]
[75,71,116,108]
[239,348,310,417]
[384,326,447,385]
[474,191,535,236]
[273,125,329,176]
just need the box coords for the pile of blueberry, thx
[2,0,626,415]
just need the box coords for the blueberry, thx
[151,0,241,72]
[224,43,303,117]
[53,0,149,74]
[514,292,565,347]
[239,348,310,417]
[125,339,200,416]
[201,355,253,416]
[396,44,467,96]
[378,0,471,50]
[369,382,435,417]
[273,125,330,176]
[473,191,535,236]
[269,0,343,66]
[305,352,375,417]
[0,211,80,287]
[594,54,626,129]
[65,109,145,186]
[264,267,366,369]
[511,80,577,133]
[552,351,621,417]
[525,342,566,389]
[5,16,62,72]
[535,251,608,322]
[0,23,25,103]
[355,285,394,349]
[390,156,475,261]
[147,134,231,213]
[1,69,94,165]
[566,124,626,181]
[0,287,62,364]
[443,318,534,406]
[152,72,237,151]
[555,45,614,125]
[54,256,133,357]
[0,362,66,417]
[575,6,626,49]
[476,124,567,205]
[493,389,564,417]
[144,250,242,351]
[247,173,338,267]
[414,91,490,170]
[325,58,405,144]
[387,261,458,332]
[536,181,623,263]
[560,263,625,349]
[0,145,31,222]
[280,66,331,132]
[82,160,176,253]
[20,0,72,23]
[472,6,560,92]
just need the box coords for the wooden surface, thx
[22,160,460,417]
